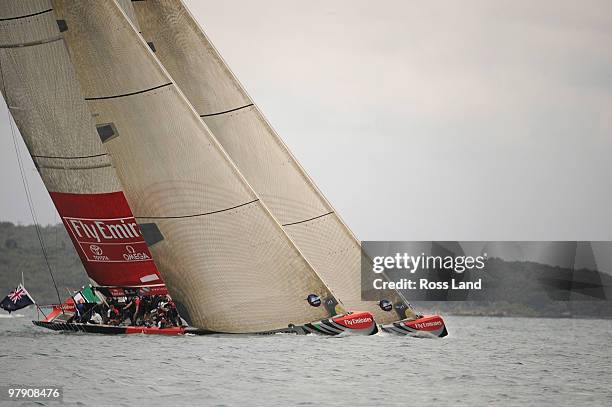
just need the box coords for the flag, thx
[0,284,35,313]
[80,285,101,304]
[71,285,101,305]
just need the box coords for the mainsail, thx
[52,0,342,333]
[131,0,415,323]
[0,0,163,287]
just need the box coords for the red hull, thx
[124,326,185,335]
[33,311,382,336]
[381,315,448,337]
[302,311,378,335]
[33,321,186,335]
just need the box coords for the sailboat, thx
[0,0,446,337]
[130,0,447,336]
[1,0,375,336]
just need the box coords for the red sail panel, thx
[50,191,163,287]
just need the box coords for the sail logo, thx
[63,216,153,263]
[412,320,442,329]
[123,245,151,261]
[89,245,103,256]
[343,317,373,326]
[89,244,110,261]
[65,217,141,244]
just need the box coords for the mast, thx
[52,0,343,333]
[0,0,163,288]
[131,0,415,323]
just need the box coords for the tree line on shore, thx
[1,221,610,318]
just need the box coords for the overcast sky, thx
[1,0,611,240]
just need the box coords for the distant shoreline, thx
[2,221,611,319]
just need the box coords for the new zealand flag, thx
[0,284,35,313]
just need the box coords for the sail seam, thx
[137,199,260,220]
[84,83,172,101]
[199,103,254,117]
[0,36,62,49]
[32,153,108,160]
[0,8,53,21]
[282,212,334,227]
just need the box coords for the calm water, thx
[0,313,610,406]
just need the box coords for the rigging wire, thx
[0,55,63,307]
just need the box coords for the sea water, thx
[0,313,610,406]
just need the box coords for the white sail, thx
[52,0,342,333]
[115,0,139,31]
[0,0,163,287]
[132,0,415,323]
[0,0,115,195]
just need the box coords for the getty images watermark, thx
[361,241,612,302]
[371,252,487,291]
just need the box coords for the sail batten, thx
[32,153,108,159]
[83,82,172,101]
[132,0,415,323]
[199,103,254,118]
[0,35,63,49]
[0,8,53,22]
[0,1,51,21]
[282,212,335,227]
[134,199,260,220]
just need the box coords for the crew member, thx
[74,298,85,323]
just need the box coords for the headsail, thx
[52,0,342,333]
[0,0,163,287]
[131,0,415,323]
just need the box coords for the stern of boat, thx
[381,315,448,337]
[300,311,377,336]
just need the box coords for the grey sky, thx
[1,0,611,240]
